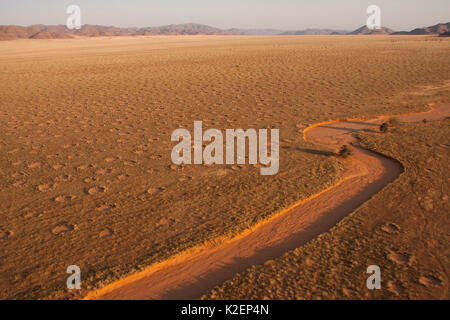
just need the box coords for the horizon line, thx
[2,21,449,32]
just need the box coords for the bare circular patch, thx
[388,281,406,295]
[24,212,42,219]
[419,275,442,287]
[27,162,41,169]
[388,252,410,266]
[178,176,192,182]
[56,174,72,182]
[381,223,400,234]
[52,224,74,235]
[96,168,112,175]
[87,186,107,195]
[96,204,117,212]
[0,230,12,240]
[147,187,164,195]
[13,181,25,187]
[54,195,75,202]
[37,184,55,192]
[99,229,113,238]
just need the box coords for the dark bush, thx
[380,122,389,133]
[338,145,354,158]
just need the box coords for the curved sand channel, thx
[85,104,449,300]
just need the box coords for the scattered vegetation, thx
[380,122,389,133]
[389,117,400,126]
[1,36,448,299]
[338,145,354,158]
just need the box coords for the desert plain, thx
[0,35,449,299]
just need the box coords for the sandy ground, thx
[1,36,449,299]
[84,104,449,300]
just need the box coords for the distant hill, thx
[231,28,282,35]
[135,23,223,35]
[392,22,450,35]
[0,24,136,40]
[281,28,348,35]
[0,26,44,40]
[0,23,246,40]
[348,25,393,35]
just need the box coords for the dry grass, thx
[204,119,450,300]
[0,36,449,299]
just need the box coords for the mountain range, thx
[0,22,449,40]
[392,22,450,35]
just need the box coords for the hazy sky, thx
[1,0,449,31]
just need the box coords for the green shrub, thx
[380,122,389,133]
[338,145,354,158]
